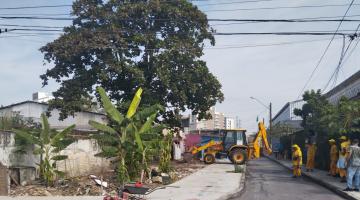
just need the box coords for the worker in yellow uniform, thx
[292,144,302,178]
[328,139,338,176]
[338,136,350,182]
[306,142,317,172]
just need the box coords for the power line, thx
[195,0,276,6]
[213,32,350,36]
[0,13,70,16]
[4,28,356,36]
[0,35,342,50]
[0,5,72,10]
[0,16,73,20]
[209,19,360,23]
[322,24,360,92]
[210,15,360,26]
[0,24,64,29]
[342,37,360,65]
[296,0,355,99]
[7,28,63,32]
[204,3,360,12]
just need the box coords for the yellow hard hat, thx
[292,144,298,148]
[340,136,347,140]
[329,139,336,143]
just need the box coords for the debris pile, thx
[10,161,205,196]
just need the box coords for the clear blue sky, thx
[0,0,359,132]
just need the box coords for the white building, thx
[0,97,110,180]
[324,70,360,104]
[0,101,106,131]
[188,107,225,131]
[225,117,235,129]
[32,92,54,103]
[272,100,304,130]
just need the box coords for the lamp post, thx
[250,97,272,135]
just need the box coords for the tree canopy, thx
[294,89,360,139]
[40,0,224,126]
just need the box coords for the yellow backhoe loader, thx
[185,122,272,164]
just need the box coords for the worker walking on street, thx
[306,142,317,172]
[338,136,350,182]
[344,139,360,192]
[329,139,338,176]
[292,144,302,178]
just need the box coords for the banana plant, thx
[13,114,75,186]
[89,87,163,185]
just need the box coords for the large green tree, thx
[40,0,223,126]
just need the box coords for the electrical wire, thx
[0,5,72,10]
[322,24,360,92]
[204,3,360,12]
[296,0,355,99]
[0,24,64,29]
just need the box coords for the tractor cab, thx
[222,129,247,151]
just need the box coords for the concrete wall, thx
[57,139,110,177]
[0,131,109,178]
[0,131,39,168]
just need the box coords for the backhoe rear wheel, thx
[204,154,215,164]
[230,149,247,165]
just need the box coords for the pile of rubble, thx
[11,173,119,196]
[149,161,205,185]
[10,161,205,196]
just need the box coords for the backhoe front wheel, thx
[230,149,247,165]
[204,154,215,164]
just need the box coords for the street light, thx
[250,96,272,135]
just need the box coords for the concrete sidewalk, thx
[147,163,245,200]
[266,155,360,200]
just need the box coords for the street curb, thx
[265,155,358,200]
[220,165,246,200]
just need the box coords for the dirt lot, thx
[10,161,205,196]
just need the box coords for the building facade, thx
[272,100,304,130]
[225,117,235,129]
[188,107,226,131]
[0,101,106,130]
[0,97,109,181]
[324,70,360,104]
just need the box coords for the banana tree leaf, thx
[97,87,124,124]
[54,170,66,178]
[89,120,117,135]
[51,155,68,161]
[96,146,119,158]
[134,104,163,121]
[40,113,51,144]
[91,134,118,145]
[139,113,157,134]
[51,124,75,146]
[126,88,143,119]
[34,147,45,155]
[12,129,41,145]
[133,126,143,152]
[51,138,75,153]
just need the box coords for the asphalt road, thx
[230,157,345,200]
